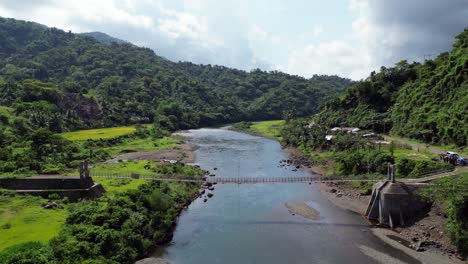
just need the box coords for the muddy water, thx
[160,128,419,264]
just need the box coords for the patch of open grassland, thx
[103,136,181,157]
[61,126,136,141]
[249,120,285,140]
[0,194,68,251]
[60,125,152,141]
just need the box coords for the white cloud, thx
[286,40,370,80]
[311,24,323,37]
[158,11,205,40]
[285,0,468,79]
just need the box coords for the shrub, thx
[335,149,393,175]
[446,197,468,256]
[1,222,11,229]
[0,242,56,264]
[419,173,468,256]
[396,158,453,178]
[48,193,60,200]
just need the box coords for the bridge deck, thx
[90,174,384,184]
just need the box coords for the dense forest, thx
[0,17,352,132]
[0,17,351,175]
[316,29,468,146]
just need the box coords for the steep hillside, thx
[0,17,352,132]
[316,28,468,147]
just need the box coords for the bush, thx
[1,222,11,229]
[335,149,394,175]
[48,193,60,200]
[41,164,62,174]
[232,121,252,130]
[0,242,56,264]
[446,197,468,256]
[419,173,468,256]
[396,158,453,178]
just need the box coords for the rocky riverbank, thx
[282,146,466,262]
[105,143,197,164]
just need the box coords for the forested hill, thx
[316,28,468,147]
[0,17,352,132]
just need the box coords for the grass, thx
[0,194,68,251]
[392,148,437,161]
[232,120,285,140]
[250,120,285,140]
[386,135,468,156]
[96,178,146,194]
[90,161,157,175]
[102,136,181,157]
[60,125,150,141]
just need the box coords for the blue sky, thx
[0,0,466,80]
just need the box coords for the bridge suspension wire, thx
[89,173,386,184]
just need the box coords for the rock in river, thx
[135,258,170,264]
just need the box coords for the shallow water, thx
[160,128,419,264]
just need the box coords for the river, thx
[160,128,420,264]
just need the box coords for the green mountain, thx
[316,28,468,147]
[80,31,129,45]
[0,17,352,133]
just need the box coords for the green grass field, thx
[96,178,146,194]
[91,161,157,175]
[103,136,181,157]
[232,120,285,140]
[0,176,148,250]
[249,120,285,140]
[60,125,144,141]
[0,194,69,251]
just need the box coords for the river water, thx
[161,128,418,264]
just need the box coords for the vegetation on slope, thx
[0,17,351,175]
[280,119,453,179]
[0,17,352,132]
[420,172,468,256]
[317,28,468,147]
[0,178,203,264]
[60,126,139,141]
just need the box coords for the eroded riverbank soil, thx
[279,145,465,262]
[317,180,465,262]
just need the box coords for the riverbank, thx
[104,142,197,164]
[230,121,466,262]
[289,148,466,262]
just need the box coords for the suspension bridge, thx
[89,173,386,184]
[87,165,461,184]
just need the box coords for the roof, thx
[330,127,360,132]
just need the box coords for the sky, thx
[0,0,466,80]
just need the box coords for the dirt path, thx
[383,135,447,155]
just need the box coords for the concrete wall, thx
[0,177,94,190]
[365,181,431,228]
[0,177,104,201]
